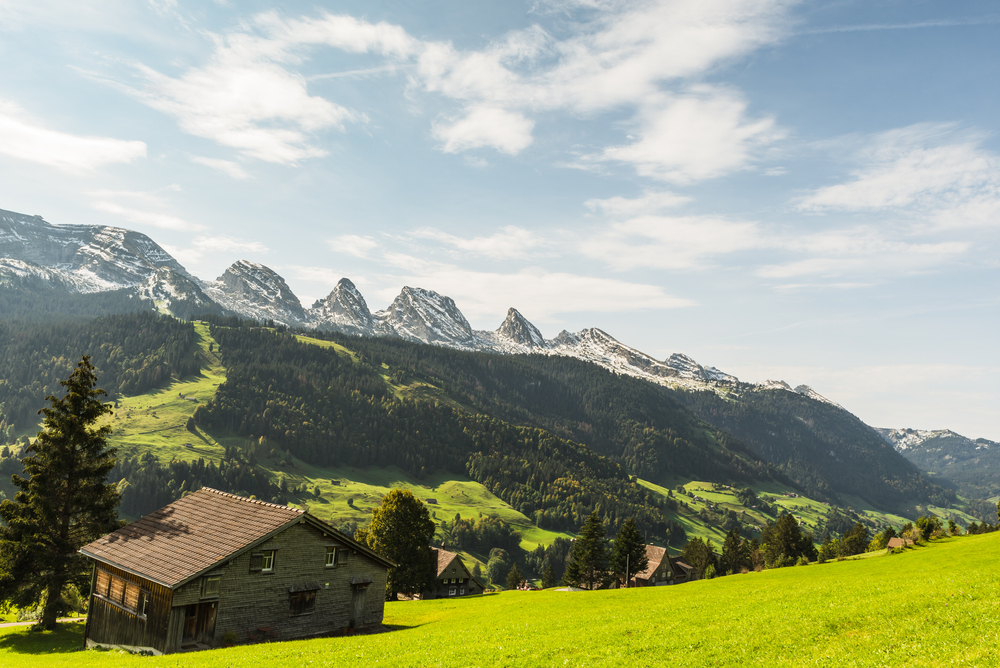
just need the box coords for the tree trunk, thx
[40,580,63,630]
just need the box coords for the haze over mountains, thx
[1,206,994,466]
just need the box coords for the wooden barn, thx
[421,547,485,599]
[79,487,395,654]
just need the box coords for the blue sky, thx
[1,0,998,438]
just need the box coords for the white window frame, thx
[326,546,336,567]
[261,550,275,573]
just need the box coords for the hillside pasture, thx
[2,533,997,667]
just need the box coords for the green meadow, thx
[2,533,997,667]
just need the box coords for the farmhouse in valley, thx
[422,547,485,598]
[79,487,395,654]
[629,545,697,587]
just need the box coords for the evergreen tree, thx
[363,489,436,600]
[719,528,751,575]
[680,537,718,578]
[565,511,610,590]
[609,518,647,586]
[506,563,523,590]
[0,357,120,629]
[541,564,556,589]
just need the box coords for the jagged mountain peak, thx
[0,207,189,291]
[375,285,475,346]
[793,384,843,409]
[203,260,305,326]
[309,277,374,333]
[496,307,545,348]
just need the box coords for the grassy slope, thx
[3,532,997,667]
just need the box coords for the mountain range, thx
[1,206,994,513]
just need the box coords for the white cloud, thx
[756,229,969,279]
[579,214,763,270]
[585,190,691,217]
[190,156,250,179]
[410,225,546,260]
[0,100,146,172]
[328,234,378,258]
[433,106,535,155]
[91,200,203,232]
[599,88,783,183]
[191,235,267,254]
[798,123,1000,229]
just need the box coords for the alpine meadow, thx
[1,0,999,666]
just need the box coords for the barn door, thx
[351,587,367,626]
[197,601,217,644]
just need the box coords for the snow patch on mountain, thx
[374,286,476,347]
[309,278,374,334]
[793,385,843,409]
[202,260,306,326]
[875,427,963,451]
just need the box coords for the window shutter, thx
[124,582,141,612]
[338,549,348,565]
[95,570,111,597]
[249,553,263,573]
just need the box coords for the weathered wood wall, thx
[85,564,173,654]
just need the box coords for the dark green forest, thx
[667,387,955,512]
[197,322,685,541]
[0,312,200,433]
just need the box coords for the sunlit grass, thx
[4,533,997,667]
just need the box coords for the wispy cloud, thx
[410,225,547,260]
[328,234,378,258]
[91,200,203,231]
[797,123,1000,229]
[801,16,1000,35]
[0,100,146,172]
[190,156,250,179]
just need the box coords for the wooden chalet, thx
[79,487,395,654]
[630,545,674,587]
[422,547,485,599]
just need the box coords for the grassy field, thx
[2,532,997,667]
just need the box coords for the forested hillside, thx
[293,330,786,488]
[0,312,200,433]
[197,323,684,541]
[667,387,955,513]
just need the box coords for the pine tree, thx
[565,511,609,590]
[609,518,648,586]
[506,563,523,590]
[0,356,120,629]
[541,564,556,589]
[363,488,436,600]
[719,528,750,575]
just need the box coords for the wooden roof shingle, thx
[80,487,305,588]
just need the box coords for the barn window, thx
[325,547,336,567]
[202,576,221,598]
[109,574,126,605]
[95,570,111,597]
[250,550,276,574]
[124,581,141,611]
[289,590,316,616]
[338,549,348,565]
[139,591,151,618]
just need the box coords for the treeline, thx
[196,319,681,540]
[0,312,200,432]
[293,328,786,488]
[669,387,956,512]
[0,275,153,323]
[109,450,282,518]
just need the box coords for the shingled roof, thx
[80,487,307,588]
[635,544,668,581]
[433,547,459,577]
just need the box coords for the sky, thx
[0,0,998,439]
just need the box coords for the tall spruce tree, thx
[363,488,436,600]
[609,518,648,586]
[565,511,610,590]
[0,356,120,629]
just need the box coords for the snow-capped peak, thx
[310,278,374,334]
[496,307,546,348]
[202,260,306,327]
[375,286,475,346]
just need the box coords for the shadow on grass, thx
[0,623,84,654]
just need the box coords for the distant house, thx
[887,537,914,550]
[628,546,697,587]
[422,547,485,599]
[630,545,674,587]
[79,487,395,655]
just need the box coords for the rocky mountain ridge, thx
[0,207,885,406]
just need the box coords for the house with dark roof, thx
[79,487,395,654]
[630,545,673,587]
[421,547,485,599]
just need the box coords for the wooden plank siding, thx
[85,563,173,655]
